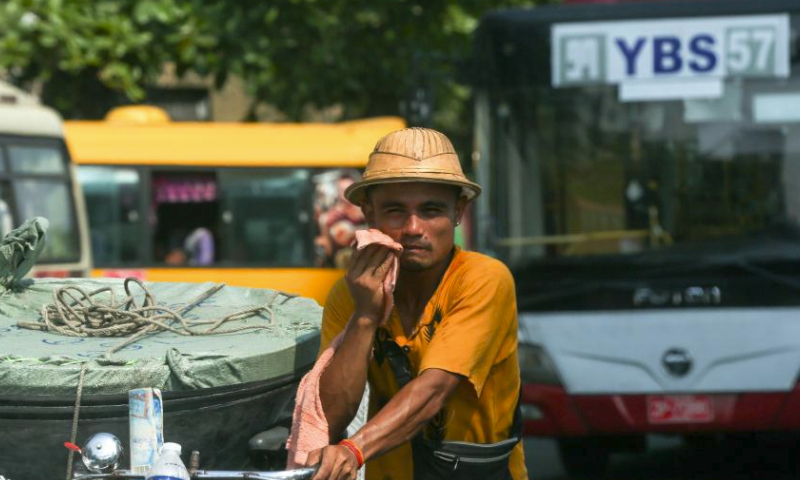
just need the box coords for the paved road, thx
[523,434,800,479]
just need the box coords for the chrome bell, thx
[81,432,123,473]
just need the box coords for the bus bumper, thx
[521,383,800,437]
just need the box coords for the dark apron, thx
[381,337,522,480]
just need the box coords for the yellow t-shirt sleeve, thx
[318,277,352,357]
[419,259,517,398]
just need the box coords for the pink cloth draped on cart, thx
[286,229,402,468]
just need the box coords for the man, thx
[184,226,215,266]
[306,128,526,480]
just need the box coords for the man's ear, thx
[454,196,468,225]
[362,202,376,227]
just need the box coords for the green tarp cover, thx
[0,278,322,396]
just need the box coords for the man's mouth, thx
[403,244,429,251]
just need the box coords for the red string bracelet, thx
[338,439,365,468]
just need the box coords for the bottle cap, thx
[162,442,182,454]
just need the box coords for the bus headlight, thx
[518,343,562,385]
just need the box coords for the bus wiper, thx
[729,258,800,292]
[517,255,800,307]
[517,279,634,307]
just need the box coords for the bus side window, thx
[10,143,79,263]
[151,172,218,267]
[77,166,143,266]
[218,169,313,267]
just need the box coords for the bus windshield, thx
[474,5,800,309]
[485,82,800,265]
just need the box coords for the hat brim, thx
[344,176,481,205]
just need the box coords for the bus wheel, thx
[557,438,610,477]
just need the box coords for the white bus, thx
[0,80,90,276]
[474,0,800,474]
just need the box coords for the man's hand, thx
[306,445,360,480]
[346,244,395,323]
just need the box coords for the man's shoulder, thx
[325,276,353,308]
[455,250,515,284]
[329,275,350,295]
[321,276,354,336]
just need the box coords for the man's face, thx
[364,182,465,271]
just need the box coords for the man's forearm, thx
[349,369,460,462]
[319,314,378,442]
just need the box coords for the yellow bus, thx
[0,81,91,276]
[66,107,404,304]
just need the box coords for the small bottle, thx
[145,442,190,480]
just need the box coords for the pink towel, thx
[354,229,403,322]
[287,230,402,468]
[286,332,343,468]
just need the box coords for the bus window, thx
[78,166,143,266]
[14,179,79,263]
[151,171,218,266]
[219,169,313,266]
[8,145,66,174]
[473,7,800,309]
[5,141,81,264]
[78,166,367,270]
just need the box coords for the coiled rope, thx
[17,277,289,357]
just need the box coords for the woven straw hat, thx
[345,127,481,205]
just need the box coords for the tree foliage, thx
[0,0,541,123]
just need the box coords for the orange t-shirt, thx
[319,247,528,480]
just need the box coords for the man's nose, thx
[403,214,423,236]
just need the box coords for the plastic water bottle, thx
[145,442,190,480]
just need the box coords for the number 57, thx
[727,27,775,74]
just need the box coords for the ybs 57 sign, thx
[552,14,789,87]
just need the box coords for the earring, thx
[456,221,461,226]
